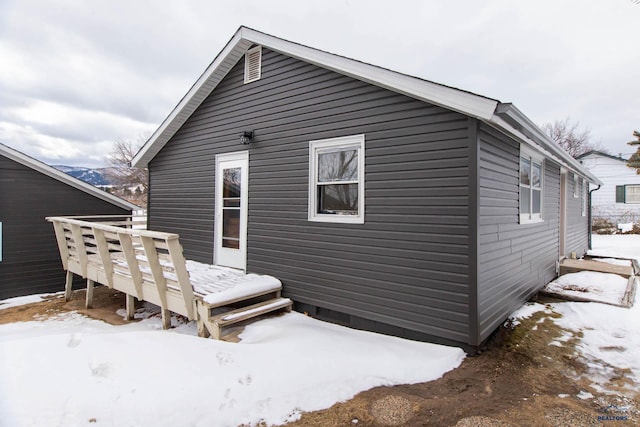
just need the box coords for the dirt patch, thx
[1,292,638,426]
[288,306,639,426]
[0,287,139,325]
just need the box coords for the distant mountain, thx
[52,165,114,187]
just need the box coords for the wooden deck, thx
[559,258,634,278]
[47,215,292,340]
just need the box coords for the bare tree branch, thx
[541,117,601,158]
[105,136,148,207]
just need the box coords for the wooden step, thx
[212,297,293,327]
[560,258,633,278]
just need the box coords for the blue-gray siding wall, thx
[0,155,130,299]
[565,172,589,258]
[476,124,588,342]
[148,48,472,344]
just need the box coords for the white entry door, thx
[215,151,248,271]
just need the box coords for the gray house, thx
[132,27,600,348]
[0,143,137,299]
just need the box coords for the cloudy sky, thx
[1,0,638,168]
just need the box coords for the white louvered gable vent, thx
[244,46,262,84]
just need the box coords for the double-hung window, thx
[617,185,640,203]
[308,134,365,223]
[519,147,543,223]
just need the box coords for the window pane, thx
[222,238,240,249]
[318,184,358,214]
[222,209,240,239]
[318,149,358,182]
[520,186,530,215]
[627,185,640,203]
[223,168,241,198]
[520,157,530,186]
[532,189,541,214]
[532,162,541,188]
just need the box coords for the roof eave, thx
[489,103,602,186]
[1,143,139,211]
[132,26,499,168]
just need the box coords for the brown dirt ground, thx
[0,289,638,427]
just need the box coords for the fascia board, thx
[0,144,139,211]
[242,28,498,120]
[133,26,499,167]
[132,30,252,167]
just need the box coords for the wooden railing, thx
[47,215,292,339]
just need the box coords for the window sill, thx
[308,214,364,224]
[519,217,544,225]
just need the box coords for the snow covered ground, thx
[514,234,640,396]
[0,303,464,426]
[1,234,639,426]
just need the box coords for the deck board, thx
[560,258,633,278]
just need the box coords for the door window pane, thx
[223,168,241,198]
[221,166,241,249]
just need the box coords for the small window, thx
[244,46,262,84]
[618,185,640,204]
[520,147,543,223]
[573,174,579,198]
[309,134,365,223]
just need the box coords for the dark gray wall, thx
[0,155,130,299]
[476,124,588,343]
[149,48,472,344]
[565,172,589,258]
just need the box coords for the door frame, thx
[214,150,249,271]
[559,168,568,260]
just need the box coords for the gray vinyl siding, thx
[476,124,560,342]
[0,155,130,299]
[565,172,589,257]
[149,48,471,343]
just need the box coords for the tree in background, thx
[105,136,148,207]
[625,130,640,174]
[541,117,601,158]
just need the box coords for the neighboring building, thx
[0,143,138,299]
[578,150,640,223]
[132,27,600,348]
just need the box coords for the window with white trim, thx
[573,174,579,198]
[308,134,365,223]
[519,147,543,223]
[616,185,640,203]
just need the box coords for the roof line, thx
[132,26,499,167]
[0,143,139,211]
[577,150,628,162]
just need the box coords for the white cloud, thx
[0,0,638,166]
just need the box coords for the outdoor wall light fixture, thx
[240,131,254,145]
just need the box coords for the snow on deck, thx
[186,260,281,305]
[543,271,629,306]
